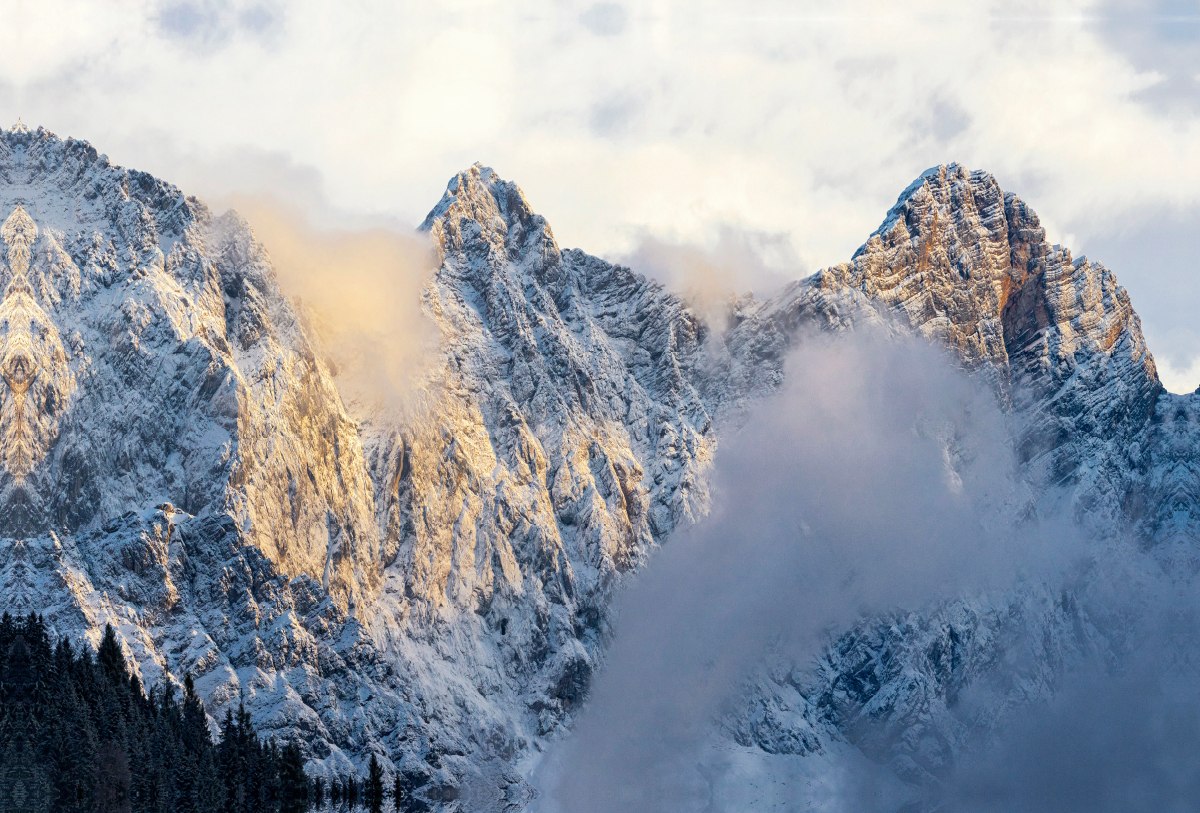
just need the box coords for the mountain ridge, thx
[0,125,1189,807]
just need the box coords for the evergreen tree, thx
[96,626,127,686]
[365,755,384,813]
[194,748,222,813]
[279,742,309,813]
[312,775,324,810]
[0,616,316,813]
[95,740,131,813]
[391,773,404,812]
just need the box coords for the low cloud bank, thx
[533,332,1071,813]
[941,562,1200,813]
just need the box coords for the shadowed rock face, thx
[0,127,1194,802]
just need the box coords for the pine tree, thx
[95,740,132,813]
[194,747,222,813]
[365,755,384,813]
[96,626,127,687]
[312,775,324,810]
[0,617,315,813]
[279,741,309,813]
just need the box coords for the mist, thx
[618,225,801,328]
[230,196,439,410]
[939,550,1200,813]
[946,668,1200,812]
[532,332,1071,813]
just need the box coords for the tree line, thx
[0,613,427,813]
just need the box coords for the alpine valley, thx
[0,123,1191,810]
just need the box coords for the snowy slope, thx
[0,128,1192,806]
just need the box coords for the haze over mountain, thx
[1,123,1196,811]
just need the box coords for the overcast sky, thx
[4,0,1200,390]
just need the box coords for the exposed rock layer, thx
[0,129,1191,802]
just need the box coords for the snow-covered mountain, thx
[0,125,1189,806]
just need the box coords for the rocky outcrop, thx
[815,165,1019,376]
[1,125,1194,806]
[0,124,378,602]
[732,166,1183,787]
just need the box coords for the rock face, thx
[0,123,378,599]
[0,128,1192,804]
[811,165,1160,530]
[729,165,1181,787]
[0,133,784,794]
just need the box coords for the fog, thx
[618,225,800,327]
[947,668,1200,812]
[532,332,1075,813]
[230,196,439,410]
[939,551,1200,813]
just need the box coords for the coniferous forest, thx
[0,614,424,813]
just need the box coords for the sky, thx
[3,0,1200,389]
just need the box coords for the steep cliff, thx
[731,165,1185,790]
[0,126,1192,806]
[0,133,789,796]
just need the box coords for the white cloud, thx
[5,0,1200,385]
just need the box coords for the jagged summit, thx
[0,132,1195,805]
[420,162,535,231]
[419,162,561,280]
[829,163,1157,387]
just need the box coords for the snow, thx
[0,126,1193,808]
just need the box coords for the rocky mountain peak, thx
[1,131,1196,805]
[420,162,560,276]
[815,163,1032,375]
[813,164,1157,416]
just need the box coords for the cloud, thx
[943,568,1200,813]
[1089,0,1200,114]
[947,674,1200,811]
[11,2,1200,398]
[579,2,629,36]
[155,0,283,51]
[927,95,972,144]
[619,224,801,326]
[229,196,439,410]
[533,332,1067,813]
[588,91,644,139]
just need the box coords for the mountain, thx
[724,165,1174,788]
[0,125,1190,806]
